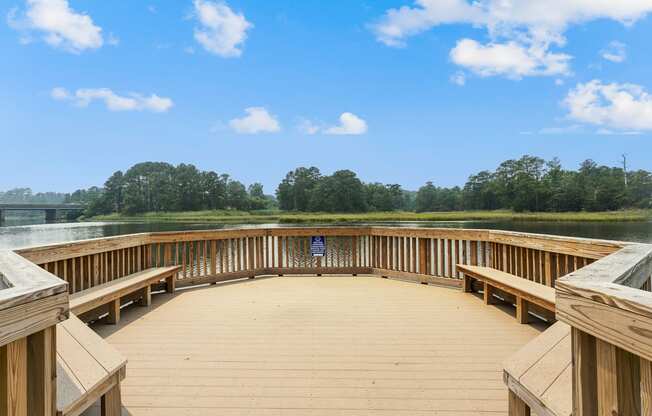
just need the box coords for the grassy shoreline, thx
[89,209,652,224]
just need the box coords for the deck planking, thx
[81,275,546,415]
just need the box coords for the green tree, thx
[309,170,366,212]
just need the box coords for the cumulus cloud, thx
[8,0,103,53]
[601,41,627,63]
[563,80,652,131]
[450,71,466,86]
[371,0,652,79]
[450,39,570,78]
[324,113,368,135]
[229,107,280,134]
[192,0,252,57]
[51,87,173,112]
[297,119,321,135]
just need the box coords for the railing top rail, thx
[15,226,628,265]
[0,250,68,311]
[0,250,69,347]
[556,242,652,361]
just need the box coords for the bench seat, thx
[503,322,572,416]
[70,266,180,324]
[57,314,127,416]
[457,264,555,323]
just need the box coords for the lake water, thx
[1,219,651,250]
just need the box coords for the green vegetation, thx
[46,155,652,220]
[91,209,652,224]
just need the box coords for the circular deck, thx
[87,276,545,415]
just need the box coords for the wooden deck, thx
[81,275,547,415]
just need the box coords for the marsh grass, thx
[90,209,652,224]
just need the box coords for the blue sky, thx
[2,0,652,194]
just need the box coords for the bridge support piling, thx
[44,209,57,223]
[0,209,4,225]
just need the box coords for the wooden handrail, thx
[0,250,68,416]
[2,225,649,415]
[555,243,652,415]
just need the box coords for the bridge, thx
[0,203,84,224]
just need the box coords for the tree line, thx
[276,156,651,213]
[6,155,647,217]
[0,188,68,204]
[65,162,275,215]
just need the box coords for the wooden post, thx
[596,338,618,416]
[107,300,120,325]
[166,273,175,294]
[516,297,529,324]
[101,383,121,416]
[483,282,495,305]
[462,275,473,293]
[0,338,28,416]
[572,328,597,416]
[137,286,151,307]
[470,241,478,266]
[419,238,427,282]
[508,390,530,416]
[27,328,56,416]
[616,347,641,415]
[641,357,652,415]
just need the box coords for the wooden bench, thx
[458,265,555,323]
[57,314,127,416]
[503,322,571,416]
[70,266,180,324]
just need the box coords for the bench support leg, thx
[483,282,495,305]
[463,275,474,293]
[516,297,530,324]
[107,300,120,325]
[137,286,151,307]
[165,274,175,294]
[508,390,530,416]
[101,383,121,416]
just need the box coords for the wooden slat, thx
[596,339,618,416]
[26,327,56,416]
[1,338,27,416]
[642,357,652,415]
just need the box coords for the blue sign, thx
[311,236,326,257]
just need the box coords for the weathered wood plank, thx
[0,338,27,416]
[27,327,56,416]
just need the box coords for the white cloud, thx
[147,5,157,14]
[297,119,320,135]
[450,71,466,86]
[564,80,652,131]
[538,124,584,135]
[372,0,652,79]
[192,0,252,57]
[107,33,119,46]
[324,113,368,135]
[8,0,103,53]
[229,107,280,134]
[601,41,627,63]
[596,128,641,135]
[450,39,570,79]
[51,87,173,112]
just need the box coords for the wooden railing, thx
[556,243,652,415]
[8,225,648,416]
[0,250,68,415]
[15,227,623,294]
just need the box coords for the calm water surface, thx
[1,219,651,250]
